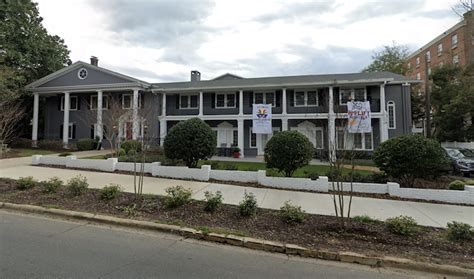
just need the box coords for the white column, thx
[237,119,244,158]
[62,92,70,148]
[161,93,166,116]
[198,91,204,116]
[159,119,167,146]
[380,83,389,143]
[132,89,139,140]
[282,118,288,131]
[282,88,287,115]
[96,90,103,140]
[238,90,244,116]
[32,93,39,147]
[328,86,336,162]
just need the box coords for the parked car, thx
[443,147,474,176]
[460,148,474,158]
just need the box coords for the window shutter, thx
[59,125,63,139]
[275,90,281,107]
[58,96,62,111]
[175,95,180,109]
[119,94,123,109]
[288,89,294,107]
[72,124,76,139]
[334,87,340,104]
[76,96,81,110]
[90,125,95,139]
[211,93,215,108]
[248,91,253,107]
[140,93,145,108]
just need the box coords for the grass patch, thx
[79,154,108,160]
[6,148,57,158]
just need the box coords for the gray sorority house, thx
[26,57,417,159]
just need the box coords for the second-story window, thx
[407,62,411,69]
[215,92,236,108]
[339,88,366,105]
[416,57,420,67]
[122,94,141,109]
[426,51,431,62]
[179,94,198,109]
[90,95,109,110]
[437,43,443,56]
[416,72,421,80]
[451,34,458,48]
[453,54,460,65]
[254,91,275,107]
[294,90,318,107]
[61,96,78,111]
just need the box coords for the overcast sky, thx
[36,0,460,82]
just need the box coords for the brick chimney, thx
[90,56,99,66]
[191,70,201,82]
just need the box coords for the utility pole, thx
[424,52,431,138]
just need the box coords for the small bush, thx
[37,139,64,150]
[41,177,62,193]
[449,180,465,190]
[304,171,319,180]
[204,191,223,212]
[371,172,389,184]
[446,221,473,242]
[118,148,126,156]
[353,215,379,223]
[386,215,418,236]
[164,186,192,208]
[10,138,32,148]
[100,184,122,200]
[224,163,238,170]
[67,175,89,196]
[76,138,95,151]
[209,161,220,170]
[121,140,142,154]
[58,152,72,157]
[279,201,305,223]
[239,191,258,217]
[17,176,36,190]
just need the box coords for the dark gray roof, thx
[152,71,418,91]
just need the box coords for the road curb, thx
[1,202,472,277]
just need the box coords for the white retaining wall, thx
[441,141,474,149]
[31,155,474,204]
[115,162,153,174]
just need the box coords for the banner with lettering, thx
[252,104,272,134]
[347,101,372,133]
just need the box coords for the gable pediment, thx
[27,61,149,91]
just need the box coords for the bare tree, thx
[101,94,128,157]
[0,101,25,156]
[452,0,473,17]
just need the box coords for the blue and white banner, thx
[252,104,272,134]
[347,101,372,133]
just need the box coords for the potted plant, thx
[232,147,241,158]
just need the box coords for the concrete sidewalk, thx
[1,155,472,228]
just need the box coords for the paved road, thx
[0,211,440,279]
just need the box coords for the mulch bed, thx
[0,178,472,268]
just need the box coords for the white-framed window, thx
[68,123,74,139]
[416,57,420,67]
[249,127,257,148]
[213,122,237,147]
[439,61,444,66]
[407,62,411,69]
[179,94,198,109]
[428,68,432,75]
[77,68,88,80]
[339,88,366,105]
[253,91,275,107]
[426,51,431,62]
[388,101,396,129]
[315,128,324,149]
[294,90,318,107]
[416,72,421,80]
[336,127,373,150]
[122,94,142,110]
[90,95,109,110]
[453,54,459,65]
[437,43,443,56]
[61,96,78,111]
[215,92,236,108]
[451,34,458,48]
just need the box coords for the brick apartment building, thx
[405,11,473,133]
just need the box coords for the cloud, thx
[254,1,335,23]
[343,0,426,24]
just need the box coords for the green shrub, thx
[465,180,474,185]
[164,118,216,168]
[67,175,89,196]
[9,138,32,148]
[58,152,72,157]
[279,201,305,223]
[304,170,319,180]
[17,176,36,190]
[164,186,192,208]
[121,140,142,154]
[204,191,223,212]
[353,215,380,223]
[239,191,258,217]
[41,177,62,193]
[325,167,342,181]
[118,148,126,156]
[100,184,122,200]
[209,161,220,170]
[446,221,473,242]
[264,131,314,177]
[448,180,465,190]
[37,139,64,150]
[373,135,447,187]
[76,138,95,151]
[386,215,418,236]
[371,172,389,184]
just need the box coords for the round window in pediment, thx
[78,68,88,80]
